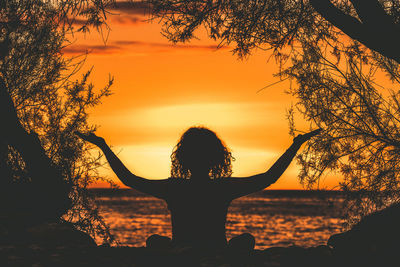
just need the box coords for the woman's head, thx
[171,126,233,179]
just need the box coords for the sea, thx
[93,189,345,250]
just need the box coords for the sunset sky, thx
[64,2,339,189]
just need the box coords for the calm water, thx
[93,189,345,250]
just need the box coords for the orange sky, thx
[64,5,340,189]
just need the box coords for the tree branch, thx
[349,0,393,28]
[310,0,400,63]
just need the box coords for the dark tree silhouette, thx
[309,0,400,63]
[0,0,116,243]
[284,43,400,224]
[150,0,400,223]
[150,0,400,63]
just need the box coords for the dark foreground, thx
[0,243,332,267]
[0,242,396,267]
[2,201,400,267]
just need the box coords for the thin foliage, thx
[284,40,400,224]
[1,0,118,244]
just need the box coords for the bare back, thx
[165,178,233,248]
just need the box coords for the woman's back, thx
[165,178,232,248]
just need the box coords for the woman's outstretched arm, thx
[76,132,168,199]
[228,129,321,199]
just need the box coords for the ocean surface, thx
[93,189,345,250]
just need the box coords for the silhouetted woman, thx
[77,126,320,250]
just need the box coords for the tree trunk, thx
[0,77,71,225]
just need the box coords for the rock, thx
[228,233,255,253]
[146,234,172,249]
[328,202,400,267]
[0,221,96,248]
[26,222,97,247]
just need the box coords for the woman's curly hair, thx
[171,127,233,179]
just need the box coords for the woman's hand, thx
[76,131,105,147]
[293,128,322,145]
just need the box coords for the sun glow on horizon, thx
[93,102,284,134]
[91,101,298,187]
[75,10,341,190]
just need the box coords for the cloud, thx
[111,15,144,25]
[67,1,149,27]
[109,1,152,15]
[62,40,229,55]
[69,15,144,27]
[114,40,229,50]
[62,44,121,55]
